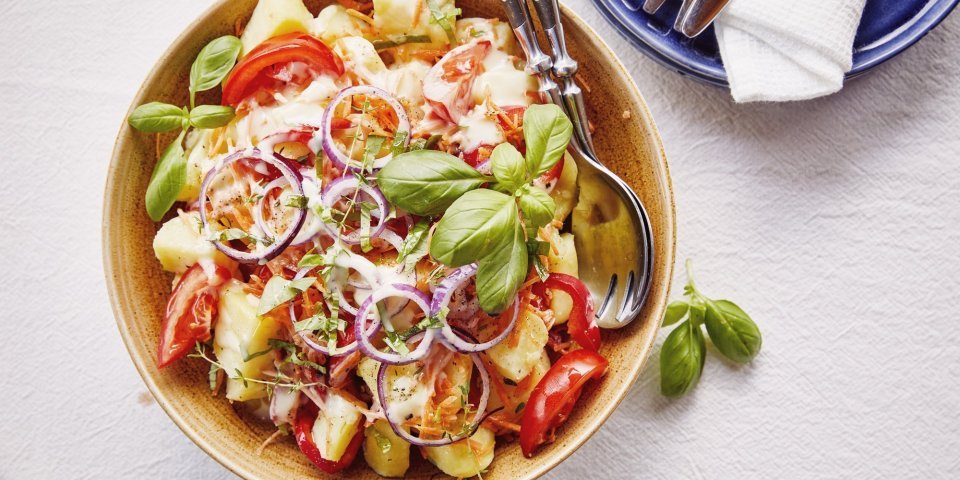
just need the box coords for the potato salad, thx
[129,0,608,476]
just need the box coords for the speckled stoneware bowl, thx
[103,1,675,478]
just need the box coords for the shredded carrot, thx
[485,414,521,433]
[346,8,375,25]
[255,429,284,456]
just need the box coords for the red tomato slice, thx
[222,33,344,107]
[157,264,231,368]
[423,41,490,123]
[294,401,364,474]
[519,349,608,457]
[541,273,601,351]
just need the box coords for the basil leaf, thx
[688,303,705,327]
[128,102,186,133]
[430,189,517,267]
[518,185,556,229]
[189,35,242,107]
[475,216,528,314]
[662,300,689,327]
[397,218,431,272]
[377,150,490,216]
[189,104,235,129]
[372,35,432,51]
[703,300,761,364]
[258,276,316,316]
[145,131,187,221]
[491,143,526,193]
[660,320,706,398]
[426,0,459,45]
[523,104,573,178]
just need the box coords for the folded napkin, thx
[714,0,867,102]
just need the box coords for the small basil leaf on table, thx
[703,299,762,364]
[660,319,706,397]
[430,189,518,267]
[662,300,690,327]
[189,104,236,129]
[145,131,187,222]
[189,35,242,107]
[517,185,556,229]
[128,102,187,133]
[688,303,705,327]
[522,104,573,178]
[475,215,528,314]
[376,150,490,216]
[490,143,526,193]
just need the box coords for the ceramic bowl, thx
[103,1,676,478]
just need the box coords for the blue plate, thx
[592,0,960,87]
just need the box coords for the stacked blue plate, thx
[592,0,960,87]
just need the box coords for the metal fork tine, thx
[616,271,636,320]
[642,0,668,14]
[596,274,618,320]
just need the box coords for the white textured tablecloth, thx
[3,1,959,478]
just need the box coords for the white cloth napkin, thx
[714,0,867,103]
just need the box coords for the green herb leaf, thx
[128,102,187,133]
[523,104,573,178]
[397,218,431,272]
[189,35,242,108]
[430,189,518,267]
[208,363,220,391]
[145,131,187,221]
[515,401,526,414]
[688,303,705,327]
[662,300,689,327]
[372,35,433,51]
[531,254,549,282]
[660,320,706,397]
[362,135,387,170]
[377,150,490,216]
[258,276,316,316]
[284,194,308,209]
[391,130,409,156]
[189,104,235,129]
[703,300,762,364]
[490,143,526,193]
[425,0,459,45]
[517,185,556,229]
[368,426,393,454]
[475,214,528,314]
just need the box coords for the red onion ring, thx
[199,148,306,263]
[259,127,318,166]
[355,284,436,365]
[328,249,383,316]
[288,266,378,357]
[430,264,520,352]
[376,350,490,446]
[320,175,389,245]
[320,85,410,171]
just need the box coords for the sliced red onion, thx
[254,172,328,247]
[376,350,490,446]
[288,266,377,357]
[431,264,519,352]
[199,148,306,263]
[377,229,404,251]
[355,284,436,365]
[320,85,410,171]
[320,175,389,245]
[328,250,384,316]
[258,127,318,166]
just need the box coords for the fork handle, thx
[530,0,595,154]
[500,0,564,108]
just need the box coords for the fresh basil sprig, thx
[378,105,571,313]
[127,35,241,221]
[660,259,763,397]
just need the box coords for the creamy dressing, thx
[450,106,504,152]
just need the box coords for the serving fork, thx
[643,0,732,38]
[501,0,655,328]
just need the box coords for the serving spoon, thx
[501,0,655,328]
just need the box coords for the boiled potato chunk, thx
[240,0,313,55]
[373,0,455,45]
[312,392,364,462]
[333,37,388,85]
[455,18,516,53]
[550,152,578,223]
[548,232,579,325]
[213,281,283,401]
[357,358,432,421]
[153,211,233,273]
[424,427,495,478]
[487,351,550,412]
[310,5,366,44]
[472,68,537,107]
[485,310,548,383]
[363,419,411,477]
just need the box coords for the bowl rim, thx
[103,1,676,478]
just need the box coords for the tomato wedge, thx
[422,41,490,123]
[157,264,231,368]
[222,33,344,107]
[541,273,601,351]
[519,349,608,457]
[294,401,364,474]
